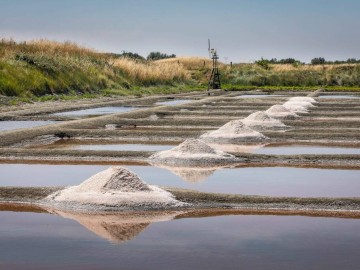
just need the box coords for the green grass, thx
[1,39,360,102]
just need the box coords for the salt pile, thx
[149,138,238,166]
[45,167,183,210]
[285,100,315,108]
[283,101,309,113]
[200,120,268,144]
[241,111,288,130]
[266,105,299,119]
[289,96,318,103]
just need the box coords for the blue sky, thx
[1,0,359,62]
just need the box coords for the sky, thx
[0,0,359,63]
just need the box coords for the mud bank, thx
[0,186,359,215]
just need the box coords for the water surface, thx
[0,121,55,132]
[156,99,192,106]
[235,94,284,98]
[1,164,359,197]
[318,95,360,99]
[0,211,358,270]
[253,145,360,155]
[53,106,138,117]
[48,143,175,152]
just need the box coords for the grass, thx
[1,38,360,102]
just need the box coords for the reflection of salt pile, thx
[266,105,298,119]
[149,139,238,166]
[209,143,267,154]
[155,164,219,182]
[52,210,179,243]
[241,111,288,130]
[45,167,183,210]
[289,96,317,104]
[200,120,268,143]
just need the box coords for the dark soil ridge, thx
[0,186,359,215]
[0,148,359,167]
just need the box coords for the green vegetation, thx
[147,51,176,61]
[1,39,360,102]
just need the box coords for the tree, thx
[147,52,176,61]
[311,57,326,65]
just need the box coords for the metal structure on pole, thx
[208,39,221,92]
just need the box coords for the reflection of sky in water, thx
[0,211,359,269]
[318,95,359,99]
[156,99,192,106]
[53,106,137,117]
[0,121,55,132]
[63,144,174,152]
[1,164,359,197]
[235,94,284,98]
[253,145,360,155]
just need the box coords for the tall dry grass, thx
[0,38,100,59]
[113,57,191,85]
[156,57,224,70]
[270,63,359,72]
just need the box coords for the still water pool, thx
[156,99,193,106]
[53,106,138,117]
[0,210,358,270]
[1,164,359,197]
[0,121,55,132]
[45,143,175,151]
[253,145,360,155]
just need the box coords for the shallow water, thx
[48,143,175,151]
[318,95,360,99]
[0,121,55,132]
[1,164,359,197]
[253,145,360,155]
[53,106,138,117]
[0,211,359,270]
[156,99,192,106]
[235,94,284,98]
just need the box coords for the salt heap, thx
[200,120,268,144]
[289,96,317,103]
[149,138,238,166]
[266,105,299,119]
[45,167,183,210]
[283,101,310,113]
[285,100,315,108]
[241,111,288,130]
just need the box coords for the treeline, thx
[107,51,176,61]
[310,57,360,65]
[255,56,360,66]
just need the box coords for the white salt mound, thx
[285,100,315,108]
[149,139,238,166]
[266,105,298,119]
[45,167,183,210]
[289,96,317,103]
[241,111,287,130]
[283,101,309,113]
[200,120,268,143]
